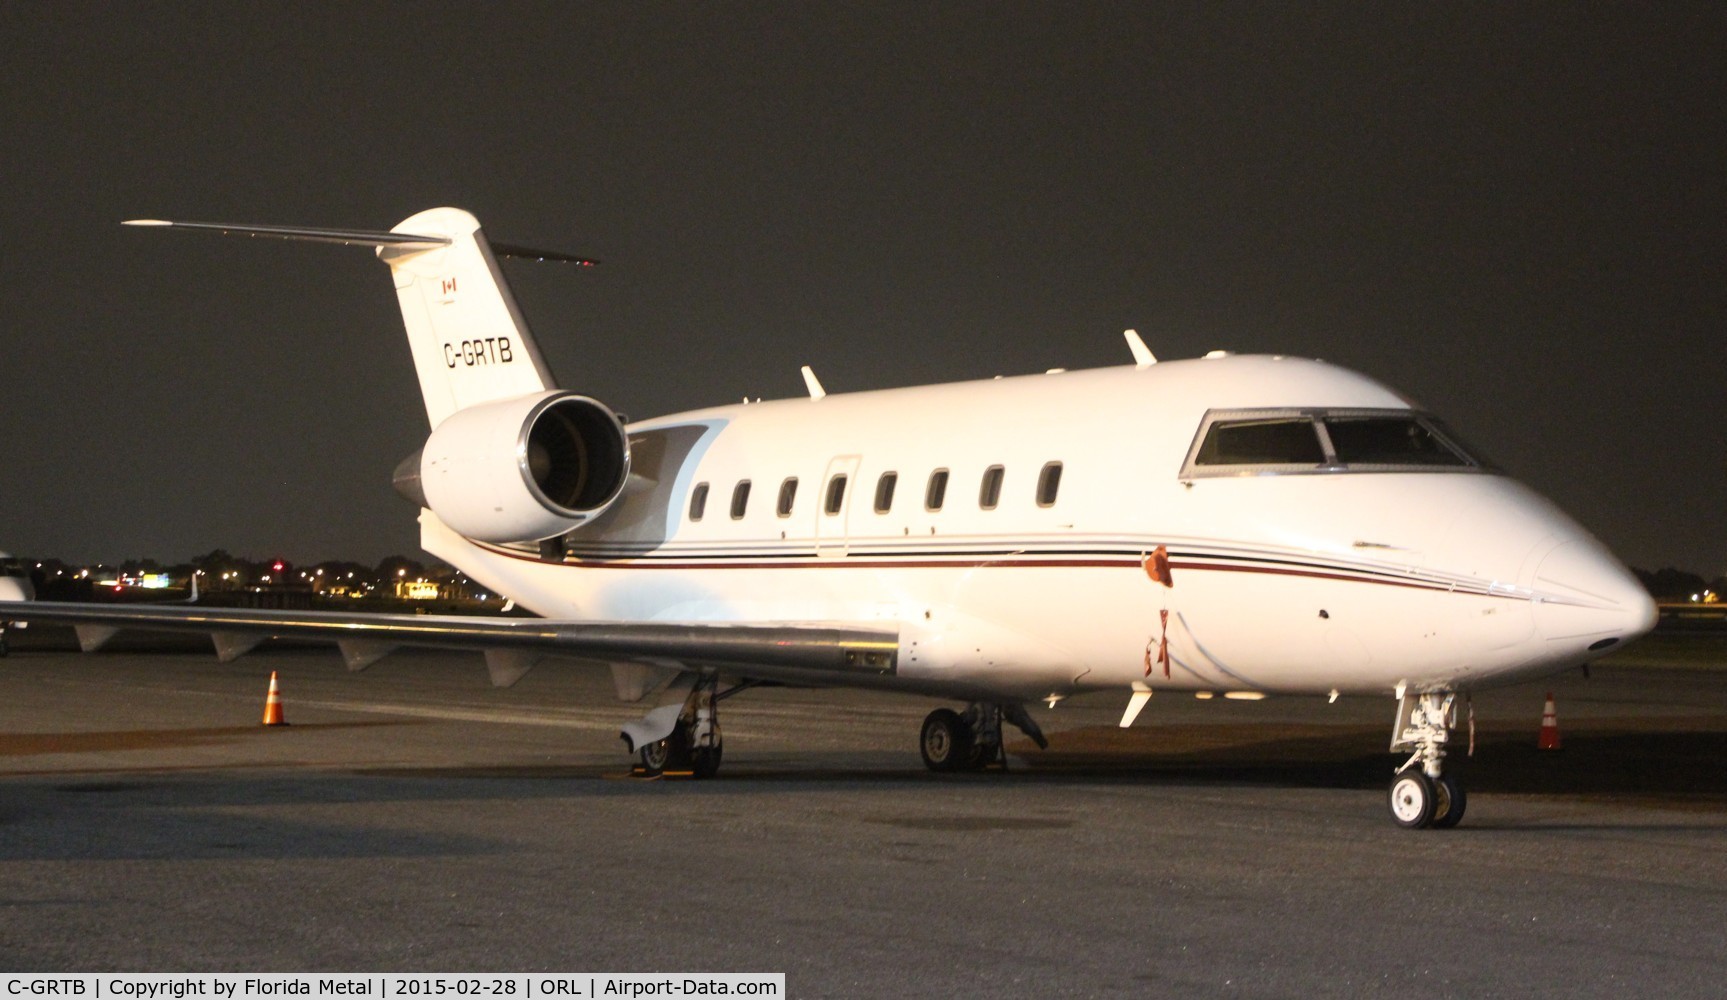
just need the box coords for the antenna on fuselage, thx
[800,365,827,400]
[1124,329,1156,368]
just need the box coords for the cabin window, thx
[874,472,898,513]
[730,480,751,520]
[925,469,949,512]
[979,465,1004,510]
[824,474,848,515]
[1036,462,1063,507]
[689,482,709,521]
[776,477,798,517]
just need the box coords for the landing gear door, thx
[815,455,861,558]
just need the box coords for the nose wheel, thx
[1387,691,1467,829]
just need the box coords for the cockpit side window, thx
[1321,415,1471,467]
[1183,408,1484,478]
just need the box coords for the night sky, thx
[2,3,1721,574]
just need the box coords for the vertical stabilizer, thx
[378,208,559,427]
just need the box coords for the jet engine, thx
[395,391,630,543]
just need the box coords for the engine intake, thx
[401,391,630,543]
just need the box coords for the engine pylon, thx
[1537,692,1561,750]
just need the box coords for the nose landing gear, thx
[1388,690,1467,829]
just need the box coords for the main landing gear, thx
[1388,690,1467,829]
[919,702,1048,772]
[632,674,740,779]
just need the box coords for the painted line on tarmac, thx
[286,697,623,730]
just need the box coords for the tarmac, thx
[2,624,1725,996]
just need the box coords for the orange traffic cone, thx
[1537,692,1561,750]
[262,671,288,726]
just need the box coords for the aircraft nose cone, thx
[1531,539,1658,649]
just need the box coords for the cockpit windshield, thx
[1183,408,1484,478]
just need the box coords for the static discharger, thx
[262,671,288,726]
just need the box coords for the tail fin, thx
[124,207,591,427]
[379,208,560,426]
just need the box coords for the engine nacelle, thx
[404,391,630,543]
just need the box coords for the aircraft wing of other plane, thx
[0,601,898,691]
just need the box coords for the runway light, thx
[1224,691,1267,701]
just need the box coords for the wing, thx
[1,601,898,689]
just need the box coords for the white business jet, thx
[0,554,35,655]
[4,208,1656,828]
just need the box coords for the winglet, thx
[801,365,827,400]
[1124,329,1156,368]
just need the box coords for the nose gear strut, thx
[1388,690,1466,829]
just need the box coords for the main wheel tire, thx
[920,708,974,772]
[1388,770,1437,829]
[638,738,671,776]
[692,745,722,779]
[1431,773,1467,828]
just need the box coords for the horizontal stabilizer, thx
[488,242,600,265]
[123,219,450,249]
